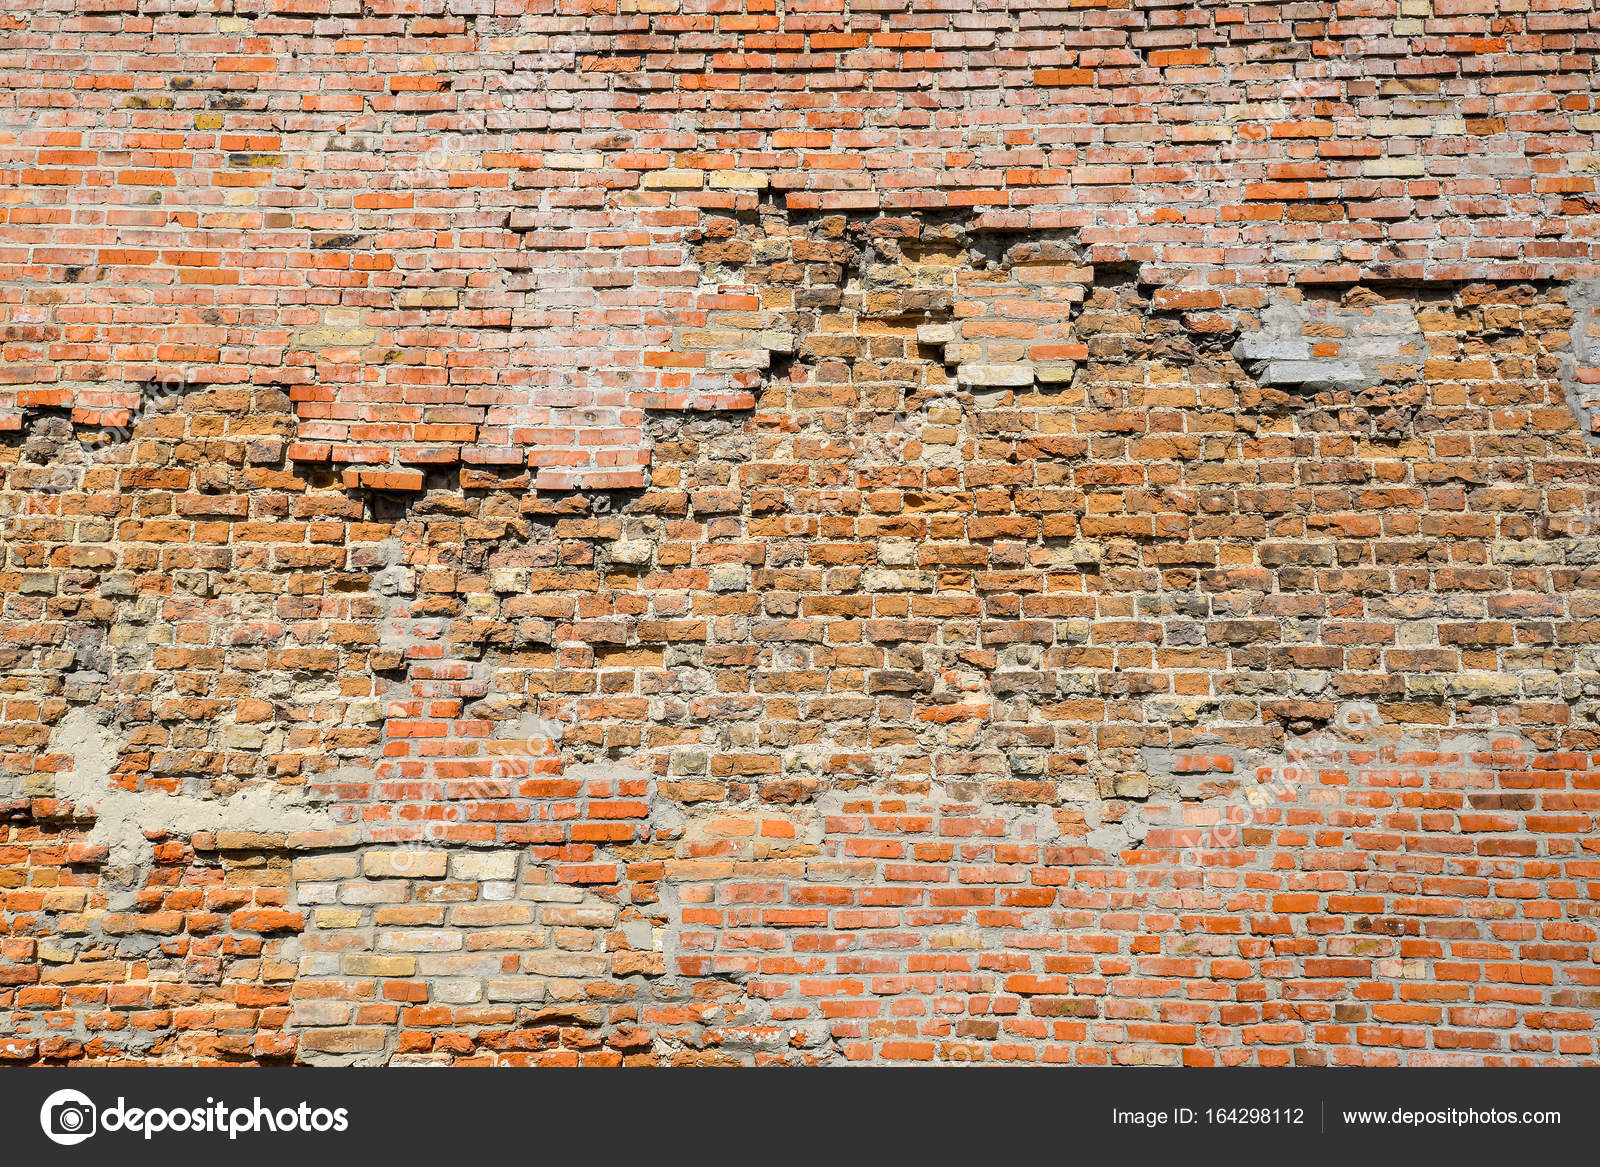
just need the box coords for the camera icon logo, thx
[40,1089,97,1146]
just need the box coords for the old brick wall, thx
[2,0,1600,1065]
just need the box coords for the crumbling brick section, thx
[4,0,1600,1066]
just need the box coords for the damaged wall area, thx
[3,252,1598,1064]
[1234,290,1427,395]
[2,0,1600,1067]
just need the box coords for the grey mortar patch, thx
[1138,744,1247,794]
[1559,278,1600,445]
[1233,291,1424,392]
[22,708,336,873]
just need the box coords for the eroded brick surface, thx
[3,1,1600,1066]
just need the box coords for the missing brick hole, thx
[766,349,800,384]
[964,224,1086,273]
[1089,259,1145,291]
[1294,276,1566,303]
[358,475,648,523]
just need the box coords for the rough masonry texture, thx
[2,0,1600,1067]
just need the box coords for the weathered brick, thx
[0,0,1597,1074]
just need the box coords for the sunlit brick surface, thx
[2,0,1600,1065]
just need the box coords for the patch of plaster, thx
[1559,278,1600,444]
[35,708,335,873]
[1233,290,1424,392]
